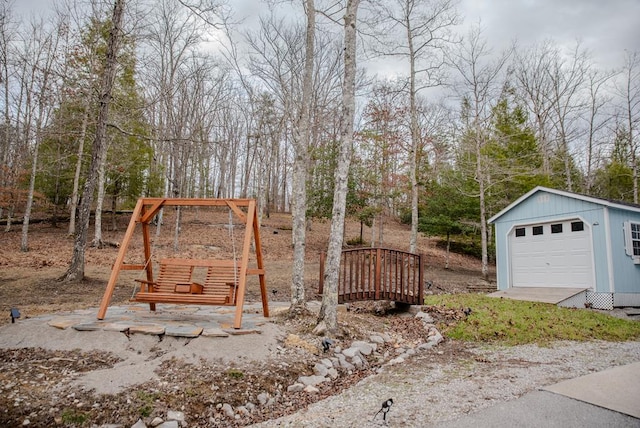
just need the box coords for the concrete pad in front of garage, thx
[543,361,640,419]
[488,287,588,304]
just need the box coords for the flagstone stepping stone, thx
[48,318,79,329]
[72,322,103,331]
[165,325,203,338]
[200,327,230,338]
[129,324,165,335]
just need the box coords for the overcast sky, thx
[13,0,640,71]
[459,0,640,69]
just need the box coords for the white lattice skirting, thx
[586,292,614,310]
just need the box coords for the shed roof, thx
[488,186,640,224]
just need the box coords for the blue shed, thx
[488,186,640,310]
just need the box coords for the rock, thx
[287,383,304,393]
[298,375,327,386]
[337,354,355,370]
[428,331,444,345]
[313,363,328,377]
[245,402,256,412]
[166,410,184,422]
[351,341,375,355]
[236,405,250,416]
[327,367,339,380]
[22,419,30,426]
[319,358,334,368]
[257,393,269,406]
[131,419,146,428]
[149,417,164,427]
[342,346,362,359]
[303,385,319,393]
[415,311,434,323]
[418,342,435,351]
[369,334,385,344]
[222,403,235,418]
[351,354,365,369]
[388,356,405,365]
[156,422,178,428]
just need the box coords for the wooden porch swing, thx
[97,198,268,329]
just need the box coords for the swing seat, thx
[132,258,240,306]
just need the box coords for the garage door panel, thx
[510,221,593,288]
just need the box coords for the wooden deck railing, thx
[319,247,424,305]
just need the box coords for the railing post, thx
[418,253,424,305]
[375,247,382,300]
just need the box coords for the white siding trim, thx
[603,207,615,293]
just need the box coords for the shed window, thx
[571,221,584,232]
[624,221,640,258]
[515,228,525,237]
[632,223,640,257]
[551,224,563,234]
[532,226,543,235]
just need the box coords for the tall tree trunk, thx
[92,141,108,248]
[68,103,90,236]
[21,128,41,251]
[61,0,125,282]
[290,0,315,316]
[317,0,360,335]
[408,16,419,254]
[475,115,489,279]
[20,22,58,251]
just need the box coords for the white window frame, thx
[623,221,640,263]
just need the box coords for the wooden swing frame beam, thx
[97,198,269,329]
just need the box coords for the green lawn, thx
[424,294,640,346]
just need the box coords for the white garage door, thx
[509,220,593,288]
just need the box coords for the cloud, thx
[459,0,640,68]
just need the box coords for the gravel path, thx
[249,339,640,427]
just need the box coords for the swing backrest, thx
[154,259,195,293]
[203,260,241,304]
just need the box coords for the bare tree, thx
[447,24,510,279]
[617,51,640,203]
[373,0,459,253]
[513,41,556,175]
[0,1,17,225]
[290,0,315,315]
[61,0,125,282]
[19,14,66,251]
[583,68,615,192]
[546,42,589,191]
[317,0,360,335]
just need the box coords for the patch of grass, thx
[61,409,88,424]
[226,368,244,379]
[136,390,160,418]
[424,294,640,346]
[139,404,153,418]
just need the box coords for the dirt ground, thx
[0,210,494,322]
[0,210,495,426]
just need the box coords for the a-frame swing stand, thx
[97,198,269,329]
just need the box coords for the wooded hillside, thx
[1,0,638,262]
